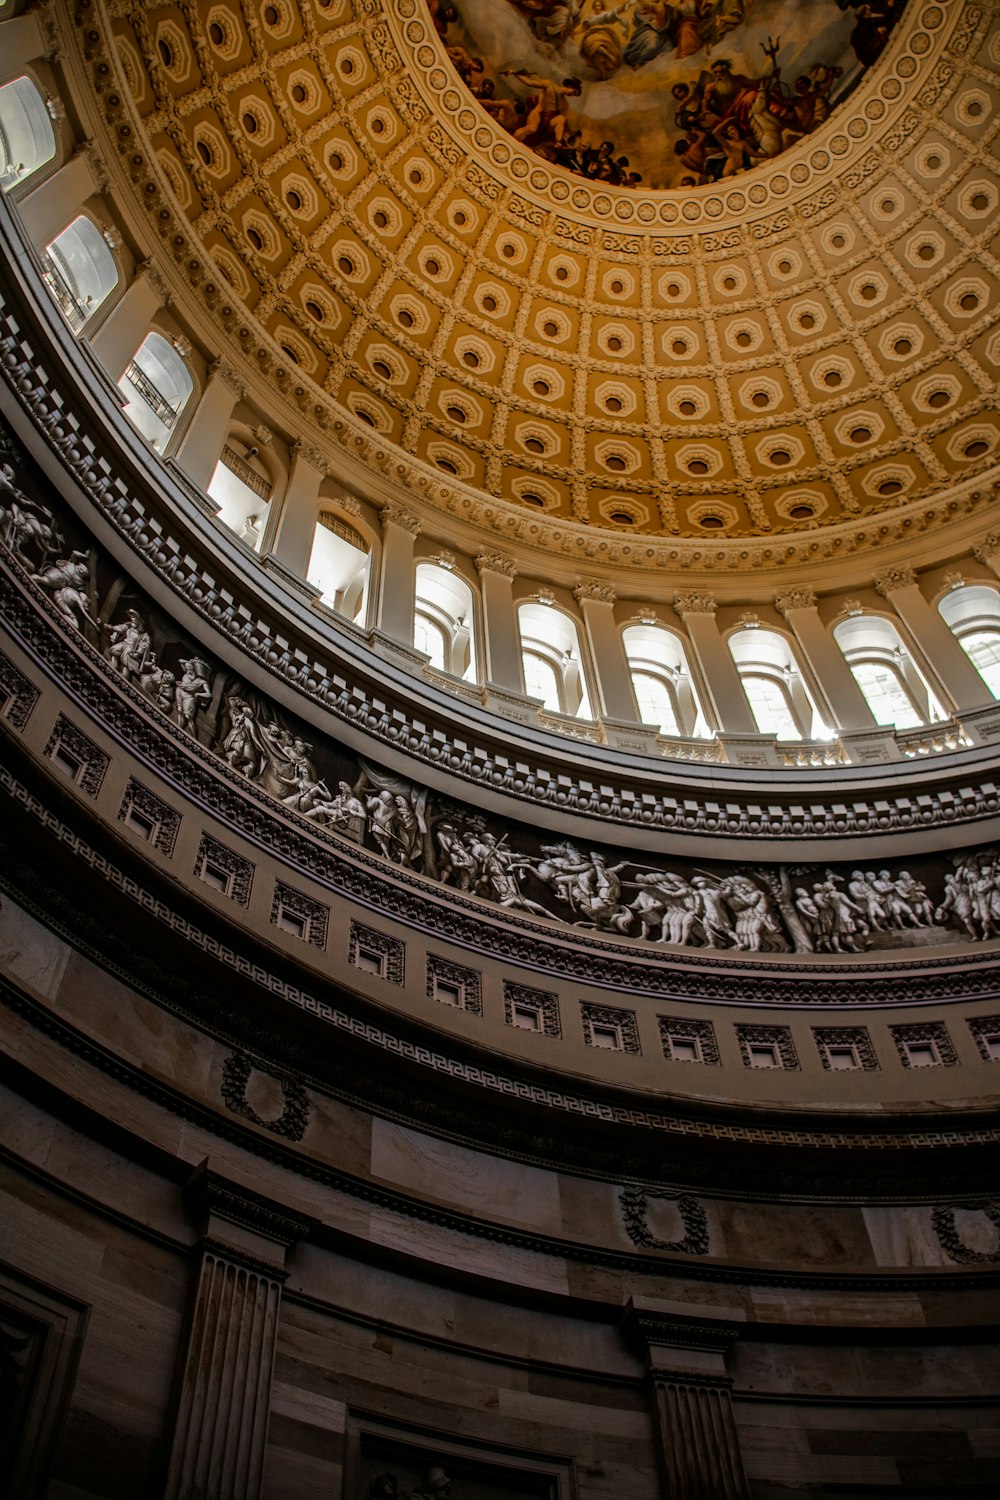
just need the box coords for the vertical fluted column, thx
[624,1299,749,1500]
[574,581,638,722]
[175,359,243,491]
[375,502,421,643]
[87,261,166,381]
[263,440,324,574]
[775,587,877,731]
[673,592,756,735]
[475,551,523,692]
[875,565,991,713]
[17,145,103,247]
[164,1164,314,1500]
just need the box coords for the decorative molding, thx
[673,591,717,619]
[349,919,405,985]
[774,588,818,616]
[931,1203,1000,1265]
[426,953,483,1015]
[117,776,180,857]
[270,880,329,950]
[657,1016,720,1067]
[194,833,253,908]
[967,1014,1000,1063]
[0,647,39,729]
[619,1186,710,1255]
[812,1026,879,1072]
[580,1000,640,1054]
[503,980,560,1037]
[220,1050,310,1142]
[890,1020,958,1068]
[208,357,245,400]
[735,1024,800,1071]
[574,580,617,606]
[43,715,109,797]
[382,501,422,536]
[875,564,918,597]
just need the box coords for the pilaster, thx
[573,580,637,722]
[175,359,244,491]
[475,550,523,693]
[875,565,991,714]
[774,587,878,732]
[673,592,756,736]
[375,502,421,644]
[164,1163,314,1500]
[624,1298,749,1500]
[87,263,166,382]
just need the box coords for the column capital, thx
[208,356,245,400]
[382,501,422,535]
[774,586,817,616]
[574,579,617,605]
[475,550,517,578]
[974,532,1000,563]
[624,1298,745,1369]
[136,258,171,306]
[290,438,327,473]
[73,139,110,192]
[184,1161,316,1270]
[874,563,917,597]
[673,590,717,619]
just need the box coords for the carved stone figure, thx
[304,780,367,841]
[717,873,781,951]
[413,1468,452,1499]
[174,657,213,735]
[107,609,151,683]
[32,551,101,632]
[0,462,60,567]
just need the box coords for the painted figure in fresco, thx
[501,69,583,150]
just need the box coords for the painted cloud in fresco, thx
[428,0,906,188]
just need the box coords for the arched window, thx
[414,562,478,682]
[208,437,274,551]
[939,584,1000,698]
[622,623,709,737]
[307,510,371,625]
[833,614,944,730]
[118,332,193,451]
[517,601,592,719]
[0,76,55,188]
[729,627,829,741]
[42,216,118,331]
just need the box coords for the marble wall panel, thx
[370,1119,563,1233]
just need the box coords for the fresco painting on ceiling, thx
[429,0,906,189]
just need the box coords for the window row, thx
[5,72,999,741]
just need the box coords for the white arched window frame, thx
[414,562,478,682]
[728,627,830,742]
[938,584,1000,699]
[42,215,119,332]
[0,75,56,189]
[208,433,278,552]
[118,331,194,454]
[621,623,709,737]
[833,614,945,730]
[307,510,372,626]
[517,600,592,719]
